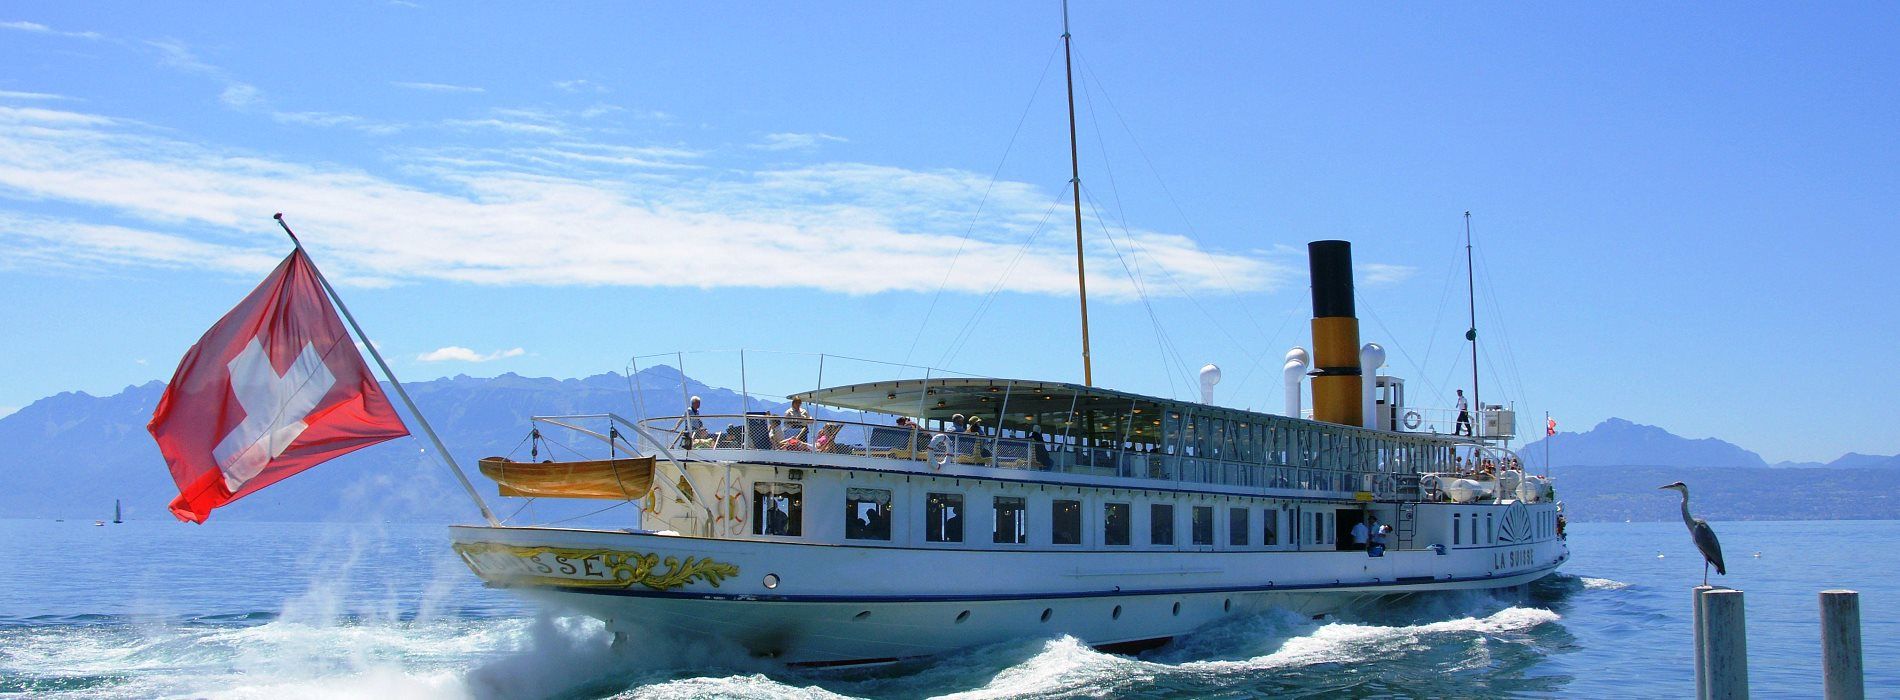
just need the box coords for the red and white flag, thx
[1547,416,1558,436]
[148,249,409,523]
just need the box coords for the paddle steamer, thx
[448,239,1566,665]
[447,5,1564,665]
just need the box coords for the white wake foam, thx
[1581,577,1631,590]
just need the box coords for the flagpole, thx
[1544,411,1552,478]
[273,214,501,527]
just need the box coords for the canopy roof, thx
[792,377,1391,444]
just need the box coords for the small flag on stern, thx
[1547,416,1557,436]
[147,249,409,523]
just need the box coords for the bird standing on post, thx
[1660,481,1726,585]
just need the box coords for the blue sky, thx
[1,3,1895,463]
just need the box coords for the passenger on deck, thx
[678,395,708,448]
[1027,425,1053,468]
[1349,519,1370,551]
[779,398,812,442]
[1454,390,1472,436]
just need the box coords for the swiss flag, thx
[148,249,409,523]
[1547,416,1558,436]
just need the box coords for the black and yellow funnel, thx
[1307,240,1361,426]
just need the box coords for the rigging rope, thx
[904,39,1065,368]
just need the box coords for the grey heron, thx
[1659,481,1726,585]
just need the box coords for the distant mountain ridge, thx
[1,372,1894,522]
[1522,417,1754,469]
[0,367,786,523]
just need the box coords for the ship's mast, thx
[1063,0,1093,387]
[1464,211,1479,437]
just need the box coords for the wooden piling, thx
[1694,585,1713,699]
[1819,590,1863,700]
[1700,588,1749,699]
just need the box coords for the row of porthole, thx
[853,598,1236,624]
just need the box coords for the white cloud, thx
[417,346,526,363]
[219,83,262,108]
[753,132,848,152]
[1359,263,1417,286]
[1,20,102,40]
[444,118,563,136]
[553,79,608,94]
[0,105,1290,299]
[0,90,72,101]
[392,81,485,94]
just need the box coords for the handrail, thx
[636,412,1424,498]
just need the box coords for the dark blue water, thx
[0,519,1891,698]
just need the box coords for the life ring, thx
[927,433,950,470]
[1403,411,1423,429]
[724,484,748,536]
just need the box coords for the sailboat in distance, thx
[113,499,122,524]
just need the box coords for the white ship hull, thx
[450,514,1567,665]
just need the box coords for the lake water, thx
[0,518,1892,699]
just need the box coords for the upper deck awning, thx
[792,377,1409,444]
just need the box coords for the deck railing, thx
[639,413,1414,498]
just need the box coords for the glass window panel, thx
[1104,502,1130,546]
[1052,499,1083,545]
[845,487,891,541]
[1229,507,1249,546]
[1150,503,1174,545]
[1192,506,1214,545]
[926,492,963,543]
[752,482,803,536]
[993,496,1027,544]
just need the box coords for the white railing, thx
[640,413,1415,498]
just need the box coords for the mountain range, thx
[2,370,1893,523]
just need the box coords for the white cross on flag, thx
[148,249,409,523]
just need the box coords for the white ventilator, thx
[1199,364,1222,405]
[1359,343,1385,429]
[1282,347,1309,417]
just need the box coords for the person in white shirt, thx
[1349,519,1369,551]
[779,398,812,442]
[1453,389,1473,436]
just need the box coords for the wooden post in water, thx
[1819,590,1864,700]
[1700,588,1749,699]
[1694,585,1714,699]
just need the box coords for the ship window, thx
[1104,502,1131,546]
[926,493,964,543]
[1454,513,1462,545]
[1470,512,1478,544]
[1312,513,1324,545]
[1326,513,1336,545]
[1487,513,1495,544]
[1052,499,1083,545]
[753,482,803,537]
[993,496,1028,544]
[1150,503,1175,545]
[1192,506,1214,545]
[1229,508,1249,546]
[1263,509,1278,546]
[845,488,891,541]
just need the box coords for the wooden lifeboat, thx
[477,456,655,499]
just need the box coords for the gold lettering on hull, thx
[452,542,740,591]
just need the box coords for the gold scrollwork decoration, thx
[451,541,740,591]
